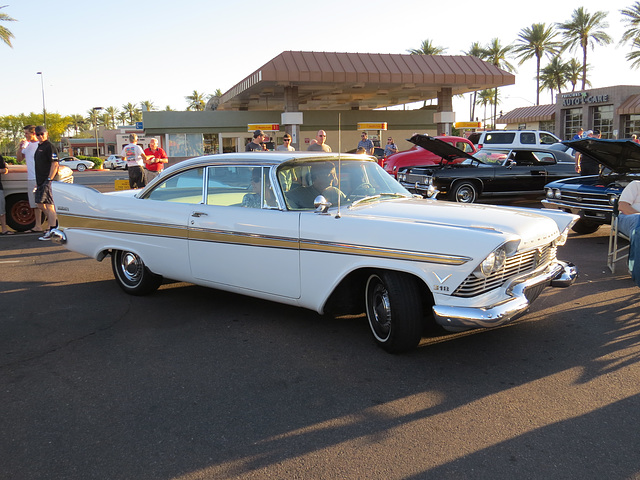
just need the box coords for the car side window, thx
[145,168,204,204]
[520,133,536,144]
[539,132,558,145]
[205,166,277,208]
[533,151,556,164]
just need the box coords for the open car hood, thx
[563,138,640,174]
[408,134,477,163]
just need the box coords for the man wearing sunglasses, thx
[307,130,331,152]
[33,126,59,240]
[276,133,295,151]
[357,131,374,156]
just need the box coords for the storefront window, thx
[563,108,582,140]
[167,133,204,157]
[539,121,555,133]
[623,114,640,139]
[204,133,219,155]
[592,105,613,139]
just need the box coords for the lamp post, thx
[36,72,47,129]
[93,107,103,157]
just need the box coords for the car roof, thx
[563,139,640,173]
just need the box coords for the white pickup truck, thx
[3,164,74,232]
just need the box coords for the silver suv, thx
[474,130,560,150]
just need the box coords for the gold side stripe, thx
[58,214,470,266]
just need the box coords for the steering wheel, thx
[349,182,376,199]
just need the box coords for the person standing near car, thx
[246,130,266,152]
[575,130,600,176]
[143,138,168,182]
[33,126,59,240]
[307,130,331,152]
[276,133,295,151]
[16,124,44,233]
[384,137,398,157]
[357,131,374,156]
[120,133,150,189]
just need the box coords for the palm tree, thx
[185,90,209,111]
[557,7,612,90]
[0,5,16,48]
[117,111,128,126]
[565,58,588,91]
[67,114,86,136]
[476,89,496,129]
[104,106,118,128]
[482,38,515,128]
[86,109,101,131]
[620,2,640,68]
[513,23,562,105]
[463,42,486,121]
[122,102,138,124]
[539,57,570,102]
[407,39,447,55]
[140,100,155,112]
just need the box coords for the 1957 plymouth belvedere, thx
[51,152,578,353]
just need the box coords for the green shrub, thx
[77,155,103,169]
[2,156,20,165]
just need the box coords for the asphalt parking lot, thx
[1,173,639,479]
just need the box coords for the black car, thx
[543,138,640,234]
[397,134,577,203]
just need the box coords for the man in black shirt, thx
[34,126,59,240]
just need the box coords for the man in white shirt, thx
[16,125,44,232]
[120,133,150,188]
[618,180,640,237]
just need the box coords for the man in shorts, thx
[16,125,44,232]
[33,126,59,240]
[121,133,150,188]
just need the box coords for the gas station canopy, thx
[215,51,515,111]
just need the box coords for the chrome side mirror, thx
[314,195,332,214]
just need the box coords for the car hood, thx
[563,138,640,173]
[408,134,477,163]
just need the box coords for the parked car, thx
[397,134,577,203]
[104,155,126,170]
[51,151,578,353]
[382,135,476,177]
[475,130,560,150]
[59,156,94,172]
[543,138,640,234]
[2,164,74,232]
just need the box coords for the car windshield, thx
[278,159,411,210]
[471,150,509,165]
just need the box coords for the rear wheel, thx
[365,271,423,353]
[77,163,87,172]
[451,181,478,203]
[111,250,162,296]
[571,218,601,235]
[5,194,39,232]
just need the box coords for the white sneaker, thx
[38,230,53,241]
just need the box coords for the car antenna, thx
[336,113,342,218]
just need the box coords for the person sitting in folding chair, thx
[618,180,640,286]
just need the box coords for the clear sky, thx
[1,0,638,123]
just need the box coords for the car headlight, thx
[609,195,618,206]
[554,189,561,200]
[474,246,507,278]
[546,188,554,198]
[398,172,406,181]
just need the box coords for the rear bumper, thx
[432,261,577,329]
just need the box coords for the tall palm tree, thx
[122,102,138,124]
[86,109,101,131]
[117,111,128,126]
[185,90,208,111]
[557,7,612,90]
[476,89,496,129]
[463,42,486,121]
[482,38,515,128]
[0,5,16,48]
[67,114,86,136]
[513,23,562,105]
[407,39,447,55]
[620,2,640,68]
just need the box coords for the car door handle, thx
[191,211,208,217]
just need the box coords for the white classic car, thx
[58,156,95,172]
[51,151,578,353]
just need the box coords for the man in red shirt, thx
[144,138,168,182]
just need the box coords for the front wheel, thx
[451,181,478,203]
[365,271,423,353]
[77,163,87,172]
[111,250,162,296]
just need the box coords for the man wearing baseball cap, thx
[33,126,59,240]
[246,130,266,152]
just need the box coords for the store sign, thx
[561,91,609,106]
[248,124,280,132]
[454,122,482,128]
[357,122,388,130]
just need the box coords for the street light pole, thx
[93,107,103,157]
[36,72,47,129]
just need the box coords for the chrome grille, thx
[452,243,557,298]
[554,191,612,211]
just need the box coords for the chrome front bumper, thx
[50,228,67,245]
[432,261,578,329]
